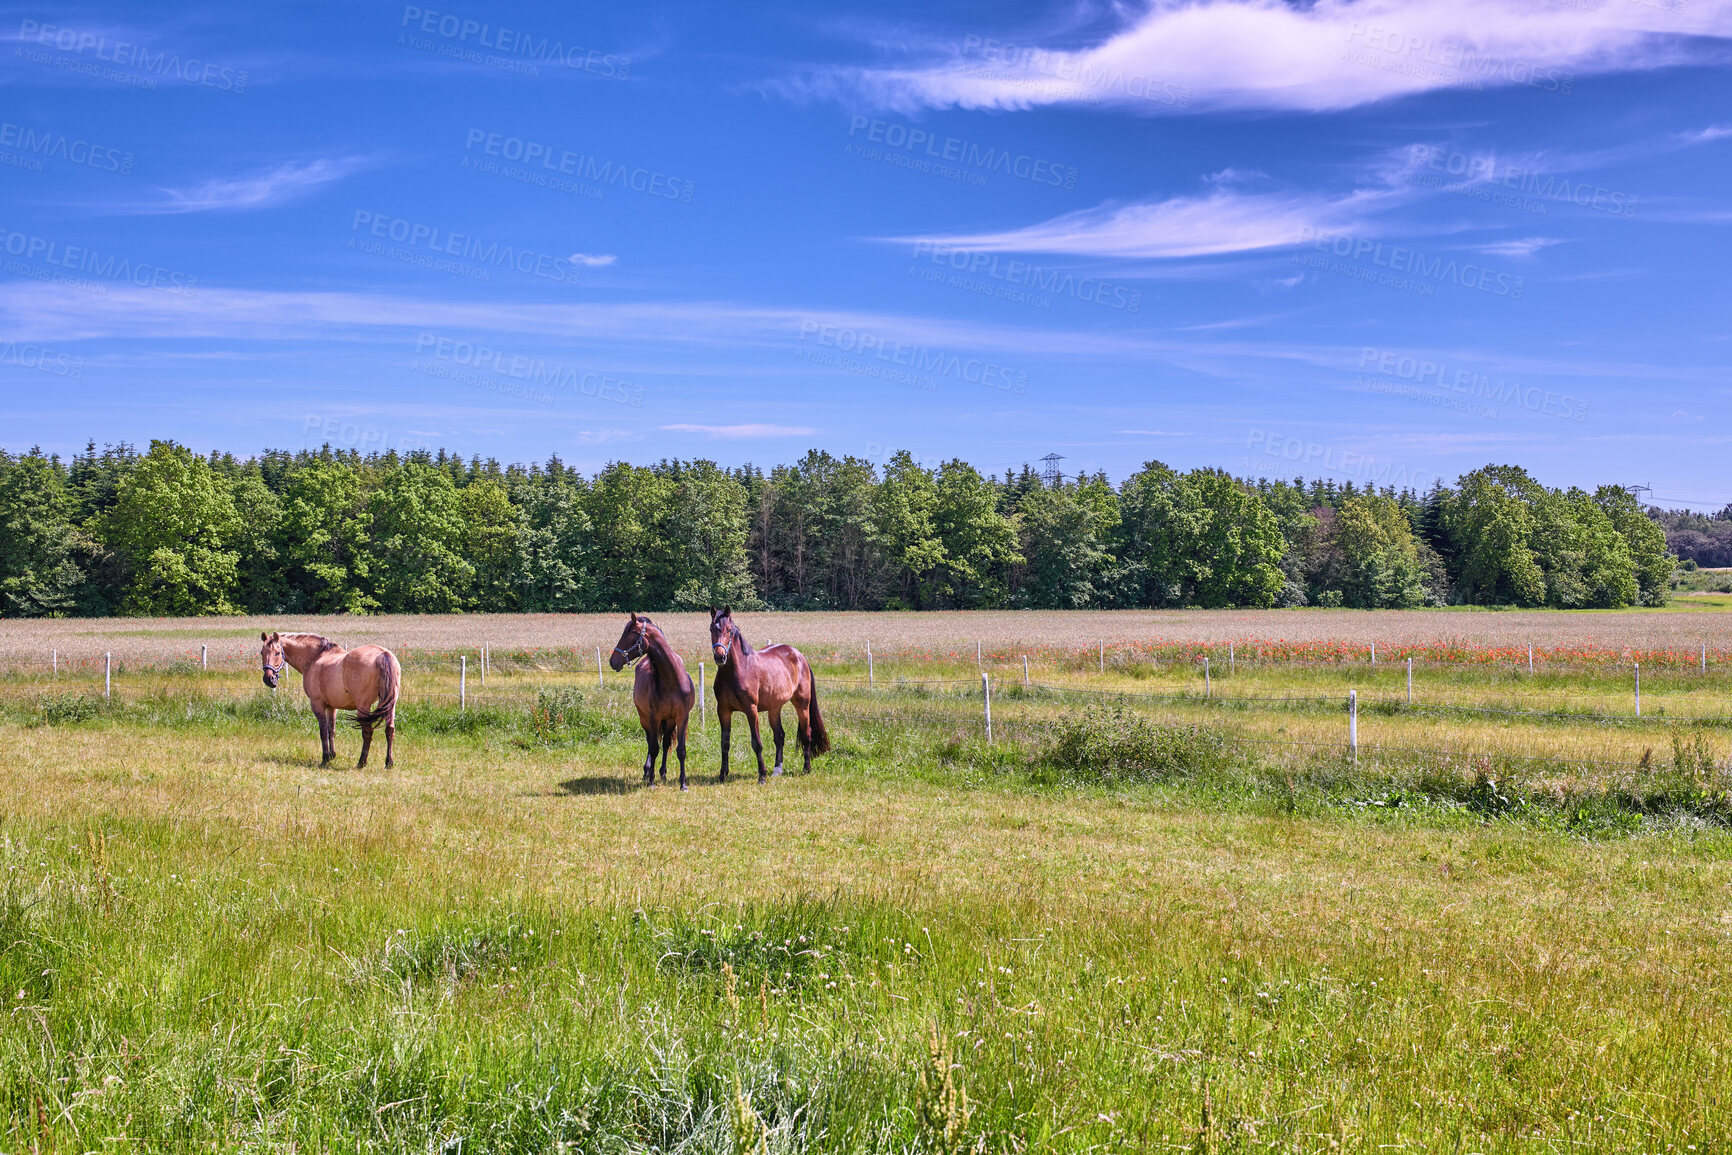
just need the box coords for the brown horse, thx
[260,631,401,769]
[610,614,697,789]
[708,607,829,783]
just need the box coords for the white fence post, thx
[460,656,467,711]
[52,649,57,677]
[1204,657,1211,699]
[1634,663,1641,717]
[1022,654,1029,686]
[1349,688,1357,761]
[105,652,111,699]
[201,644,207,671]
[976,640,981,672]
[1371,642,1376,666]
[1099,640,1105,674]
[1528,644,1533,676]
[1229,643,1234,676]
[866,641,874,691]
[1406,657,1412,705]
[480,645,486,684]
[597,646,604,689]
[982,672,992,744]
[1703,643,1708,674]
[698,661,706,730]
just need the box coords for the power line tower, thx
[1039,453,1064,488]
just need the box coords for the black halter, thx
[613,619,650,664]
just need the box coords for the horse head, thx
[610,614,649,671]
[259,631,285,689]
[708,606,738,666]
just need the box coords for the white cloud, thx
[661,423,819,438]
[575,429,641,444]
[1117,429,1195,436]
[891,185,1392,260]
[143,158,364,214]
[799,0,1732,116]
[1471,236,1563,257]
[570,253,618,267]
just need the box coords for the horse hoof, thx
[384,760,393,769]
[773,765,784,777]
[679,783,688,792]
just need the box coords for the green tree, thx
[277,460,375,614]
[0,449,83,616]
[667,459,758,609]
[101,441,242,616]
[931,460,1020,608]
[1440,466,1546,606]
[514,474,596,612]
[1016,480,1117,609]
[1326,494,1428,608]
[1596,486,1671,606]
[460,478,520,611]
[873,452,946,609]
[365,464,473,613]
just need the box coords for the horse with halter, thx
[708,606,829,783]
[259,631,401,769]
[610,614,697,789]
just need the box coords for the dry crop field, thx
[2,609,1731,1152]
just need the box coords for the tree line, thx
[0,440,1676,618]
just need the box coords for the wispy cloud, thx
[1471,236,1563,258]
[576,429,641,444]
[790,0,1732,117]
[890,184,1393,260]
[140,158,364,214]
[661,423,819,438]
[1117,429,1195,436]
[570,253,618,267]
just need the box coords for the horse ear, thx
[260,631,268,641]
[723,605,731,616]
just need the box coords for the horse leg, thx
[642,726,659,785]
[718,712,731,783]
[318,708,334,767]
[769,708,786,777]
[795,696,814,773]
[675,719,689,791]
[384,716,395,769]
[658,720,674,782]
[746,709,767,784]
[357,719,374,769]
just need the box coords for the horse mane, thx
[281,632,341,653]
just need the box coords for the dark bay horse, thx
[260,631,401,769]
[610,614,697,789]
[708,607,829,783]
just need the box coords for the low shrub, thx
[1038,704,1236,785]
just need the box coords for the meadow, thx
[2,609,1731,1152]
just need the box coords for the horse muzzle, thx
[262,674,277,689]
[711,646,729,665]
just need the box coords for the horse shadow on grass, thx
[554,773,725,796]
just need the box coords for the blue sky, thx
[2,0,1729,504]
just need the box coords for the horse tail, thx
[803,664,830,757]
[356,650,401,727]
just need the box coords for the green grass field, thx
[3,625,1731,1152]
